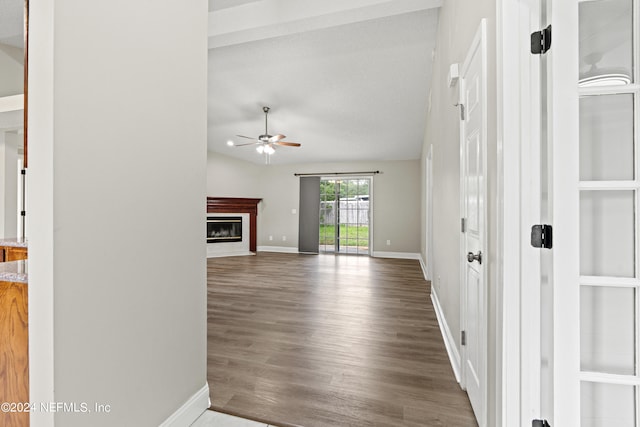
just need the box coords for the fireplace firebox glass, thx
[207,217,242,243]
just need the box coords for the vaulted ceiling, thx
[207,0,441,165]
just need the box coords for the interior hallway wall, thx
[28,1,209,425]
[420,0,500,425]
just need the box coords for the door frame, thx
[459,19,488,427]
[424,144,433,281]
[498,0,581,425]
[497,0,543,424]
[319,175,373,256]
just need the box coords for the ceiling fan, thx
[229,106,301,162]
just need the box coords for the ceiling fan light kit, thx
[229,106,301,163]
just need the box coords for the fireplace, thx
[207,216,242,243]
[207,197,262,253]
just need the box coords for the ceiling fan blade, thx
[233,142,260,147]
[268,134,286,143]
[273,141,301,147]
[236,135,259,141]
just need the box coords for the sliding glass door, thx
[319,177,371,255]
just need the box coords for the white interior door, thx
[460,20,487,427]
[540,0,639,425]
[575,0,639,425]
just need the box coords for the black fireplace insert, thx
[207,216,242,243]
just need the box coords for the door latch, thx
[467,251,482,264]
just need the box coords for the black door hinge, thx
[461,330,466,346]
[533,420,550,427]
[531,25,552,54]
[531,224,553,249]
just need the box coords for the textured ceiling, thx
[208,2,439,165]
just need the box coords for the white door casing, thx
[547,0,582,424]
[498,0,548,425]
[460,19,488,427]
[425,145,433,281]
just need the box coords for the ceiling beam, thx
[208,0,442,48]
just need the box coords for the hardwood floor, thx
[207,253,477,427]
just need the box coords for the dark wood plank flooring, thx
[207,253,477,427]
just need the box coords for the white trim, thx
[0,95,24,113]
[419,254,429,281]
[579,181,639,190]
[497,1,523,425]
[206,251,254,258]
[424,145,434,281]
[28,1,56,425]
[579,83,640,96]
[431,287,462,383]
[257,245,299,253]
[159,384,211,427]
[549,0,582,423]
[372,251,421,260]
[580,276,640,288]
[580,372,640,386]
[498,1,544,425]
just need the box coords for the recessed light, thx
[226,140,234,146]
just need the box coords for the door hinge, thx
[459,104,466,121]
[461,330,466,346]
[21,169,26,175]
[531,25,552,54]
[531,224,553,249]
[461,218,466,233]
[20,211,25,217]
[532,420,550,427]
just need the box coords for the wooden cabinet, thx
[0,280,28,427]
[0,247,27,263]
[4,247,27,262]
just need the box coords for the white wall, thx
[207,152,421,254]
[420,0,500,425]
[0,45,23,98]
[28,1,208,426]
[0,131,18,237]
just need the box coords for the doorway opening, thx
[319,177,371,255]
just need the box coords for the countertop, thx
[0,238,27,248]
[0,260,27,283]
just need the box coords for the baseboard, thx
[159,383,210,427]
[430,288,462,383]
[418,254,429,281]
[372,251,421,260]
[206,251,254,258]
[257,246,299,253]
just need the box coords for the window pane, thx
[581,286,635,375]
[580,94,634,181]
[579,0,633,86]
[580,190,635,277]
[581,382,635,427]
